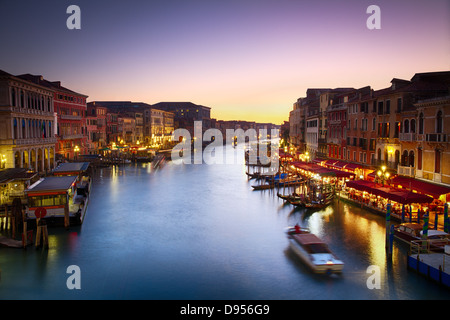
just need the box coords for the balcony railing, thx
[426,133,447,142]
[60,114,82,120]
[397,165,415,177]
[399,132,416,142]
[13,137,57,145]
[371,159,398,170]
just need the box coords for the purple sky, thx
[1,0,449,123]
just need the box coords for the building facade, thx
[0,70,57,172]
[414,95,450,185]
[86,104,107,153]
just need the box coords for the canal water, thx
[1,144,450,300]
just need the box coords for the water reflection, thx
[2,145,450,299]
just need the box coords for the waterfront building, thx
[372,72,450,175]
[87,101,175,149]
[414,95,450,185]
[289,98,305,154]
[162,111,175,148]
[151,102,212,138]
[106,112,120,145]
[0,70,57,172]
[286,71,450,188]
[0,168,39,206]
[119,115,136,145]
[327,93,348,161]
[17,74,89,161]
[86,104,107,153]
[319,88,355,159]
[339,87,375,175]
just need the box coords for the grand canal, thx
[1,144,450,300]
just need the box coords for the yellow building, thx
[415,95,450,185]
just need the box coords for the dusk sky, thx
[1,0,449,124]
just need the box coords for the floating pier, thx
[407,243,450,288]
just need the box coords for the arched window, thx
[409,151,415,167]
[14,151,21,168]
[419,113,424,134]
[404,119,409,133]
[395,150,400,166]
[402,150,409,166]
[410,119,416,133]
[436,110,443,133]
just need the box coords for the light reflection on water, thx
[1,145,450,300]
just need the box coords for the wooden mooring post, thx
[35,220,49,249]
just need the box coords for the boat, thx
[274,177,304,187]
[277,192,304,202]
[304,193,335,210]
[394,222,450,251]
[287,232,344,274]
[285,225,310,236]
[288,192,334,209]
[393,223,422,243]
[251,183,274,190]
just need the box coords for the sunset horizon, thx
[1,0,449,124]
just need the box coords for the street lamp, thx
[377,165,390,186]
[74,145,80,160]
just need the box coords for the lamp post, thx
[73,145,80,160]
[377,165,390,186]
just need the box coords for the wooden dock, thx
[407,246,450,288]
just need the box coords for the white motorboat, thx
[288,233,344,274]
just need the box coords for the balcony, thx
[399,132,416,142]
[426,133,447,143]
[60,114,82,120]
[13,137,57,145]
[397,165,415,177]
[60,134,85,140]
[371,158,398,170]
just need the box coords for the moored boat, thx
[287,232,344,274]
[394,222,450,251]
[304,193,335,210]
[251,183,274,190]
[393,223,422,244]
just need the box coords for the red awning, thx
[313,158,326,164]
[331,161,348,169]
[346,180,433,204]
[344,163,361,171]
[325,159,337,166]
[391,176,450,198]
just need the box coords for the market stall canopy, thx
[292,161,354,178]
[312,158,326,164]
[391,176,450,199]
[343,163,361,171]
[346,180,433,204]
